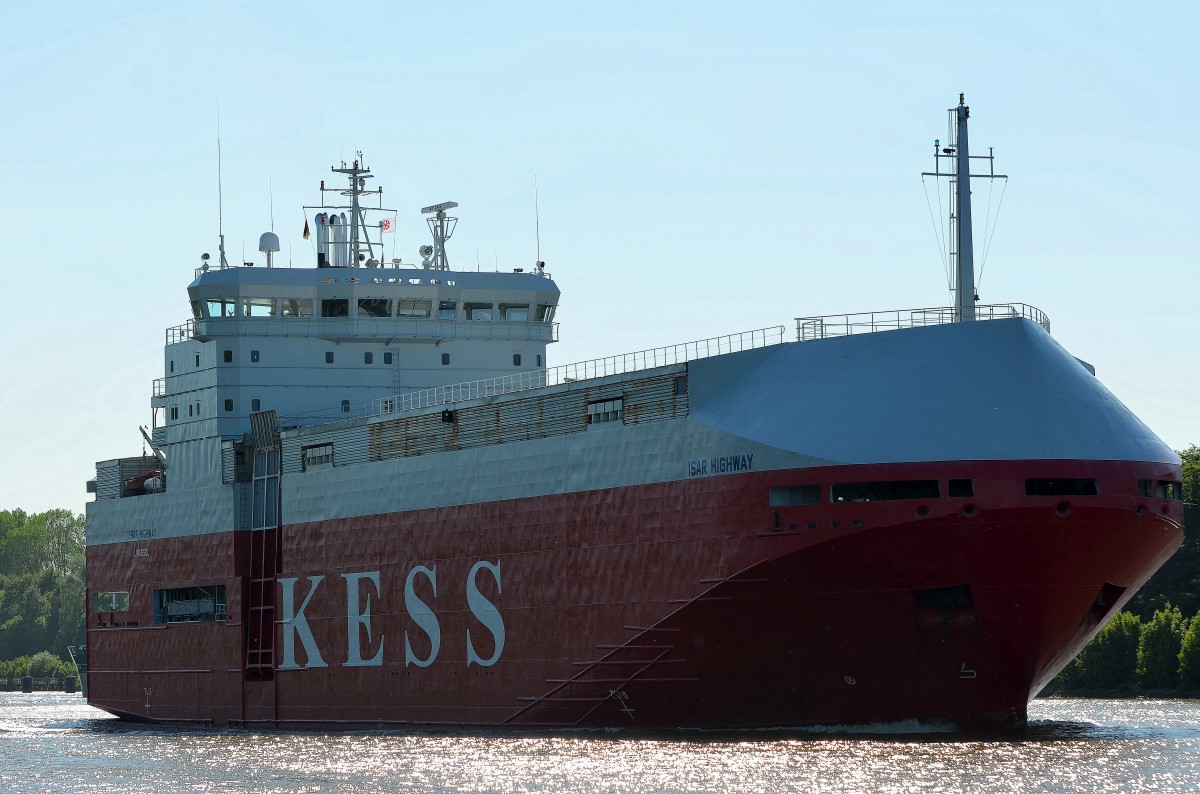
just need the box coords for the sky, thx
[0,1,1196,516]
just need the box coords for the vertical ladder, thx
[244,415,282,682]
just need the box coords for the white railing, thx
[795,303,1049,341]
[372,326,786,416]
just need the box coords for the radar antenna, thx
[421,201,459,270]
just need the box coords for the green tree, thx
[1181,445,1199,504]
[0,509,86,661]
[1060,611,1141,692]
[1136,604,1187,691]
[1179,612,1200,692]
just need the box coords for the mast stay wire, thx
[921,175,951,290]
[977,175,1008,288]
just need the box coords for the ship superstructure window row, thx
[194,295,555,322]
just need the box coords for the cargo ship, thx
[84,97,1184,730]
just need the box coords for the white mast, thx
[953,97,975,321]
[923,94,1006,322]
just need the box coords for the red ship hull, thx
[85,458,1183,730]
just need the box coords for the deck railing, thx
[371,326,786,416]
[795,303,1049,341]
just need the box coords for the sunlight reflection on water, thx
[3,694,1200,793]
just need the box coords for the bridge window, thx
[322,299,349,317]
[536,304,556,322]
[438,301,457,320]
[465,303,493,321]
[397,298,432,318]
[501,304,530,321]
[154,585,227,624]
[281,298,313,318]
[206,298,237,317]
[191,300,204,320]
[243,297,275,317]
[832,480,940,502]
[358,298,392,318]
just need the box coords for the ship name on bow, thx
[688,453,754,478]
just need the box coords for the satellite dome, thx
[258,232,281,254]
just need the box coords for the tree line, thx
[0,509,85,675]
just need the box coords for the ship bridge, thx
[155,264,560,448]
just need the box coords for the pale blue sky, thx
[1,1,1196,515]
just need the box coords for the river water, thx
[2,694,1199,792]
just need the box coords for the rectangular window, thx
[281,298,313,318]
[195,354,200,367]
[224,399,234,412]
[242,297,275,317]
[358,298,392,318]
[170,360,174,373]
[93,591,130,613]
[536,354,542,366]
[364,352,374,364]
[396,298,432,318]
[513,353,522,366]
[1139,479,1153,497]
[948,479,974,497]
[536,304,556,322]
[302,442,334,470]
[251,398,261,412]
[832,480,940,502]
[441,353,450,365]
[223,349,233,363]
[321,298,349,317]
[384,352,393,365]
[250,350,260,363]
[501,304,530,321]
[154,585,227,624]
[587,398,623,424]
[206,298,237,317]
[325,351,334,364]
[464,303,493,321]
[1025,478,1099,496]
[769,485,820,506]
[673,375,688,397]
[437,300,457,320]
[1157,480,1183,500]
[341,400,350,413]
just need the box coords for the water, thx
[3,694,1200,793]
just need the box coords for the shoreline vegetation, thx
[2,447,1196,689]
